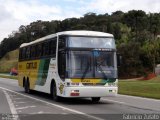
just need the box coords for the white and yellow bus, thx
[18,30,118,102]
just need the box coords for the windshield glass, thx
[68,37,115,48]
[67,51,93,78]
[66,50,117,79]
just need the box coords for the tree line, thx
[0,10,160,78]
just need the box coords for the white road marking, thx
[16,106,36,110]
[62,113,67,115]
[3,90,19,120]
[14,102,27,104]
[37,111,44,114]
[10,82,17,84]
[0,87,104,120]
[101,98,126,104]
[14,98,25,100]
[118,94,160,102]
[102,98,160,112]
[10,95,17,97]
[30,111,52,114]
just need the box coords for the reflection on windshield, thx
[95,51,114,68]
[67,51,117,79]
[68,37,115,48]
[67,51,93,78]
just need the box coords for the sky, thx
[0,0,160,42]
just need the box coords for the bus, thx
[18,30,118,102]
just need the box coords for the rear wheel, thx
[91,97,101,103]
[24,79,31,94]
[52,82,60,102]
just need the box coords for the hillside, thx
[0,10,160,77]
[0,49,19,73]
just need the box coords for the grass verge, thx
[0,49,18,73]
[118,76,160,99]
[0,75,18,80]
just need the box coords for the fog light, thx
[66,82,70,86]
[71,83,79,86]
[109,90,112,92]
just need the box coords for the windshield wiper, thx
[81,61,90,80]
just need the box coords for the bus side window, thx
[58,36,66,50]
[44,41,49,57]
[35,44,38,58]
[44,41,49,56]
[50,39,57,57]
[30,46,36,59]
[58,51,66,80]
[22,47,26,60]
[41,42,45,57]
[26,47,30,59]
[19,48,22,60]
[37,44,42,58]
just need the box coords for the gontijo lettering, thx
[26,62,37,69]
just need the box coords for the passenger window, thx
[26,47,30,59]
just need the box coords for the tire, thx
[52,82,60,102]
[24,80,31,94]
[91,97,101,103]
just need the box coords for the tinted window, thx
[26,47,30,59]
[50,39,57,56]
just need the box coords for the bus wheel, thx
[91,97,100,103]
[24,80,31,94]
[52,82,60,102]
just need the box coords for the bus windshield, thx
[66,50,117,79]
[68,37,115,48]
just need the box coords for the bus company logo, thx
[93,82,96,86]
[59,83,64,94]
[50,64,56,69]
[26,62,37,69]
[18,64,22,69]
[81,79,90,83]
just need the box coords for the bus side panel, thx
[18,60,40,89]
[34,58,61,94]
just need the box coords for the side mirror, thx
[117,54,122,67]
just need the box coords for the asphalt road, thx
[0,78,160,120]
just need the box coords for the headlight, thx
[66,82,79,87]
[108,82,117,87]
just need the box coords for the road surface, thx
[0,78,160,120]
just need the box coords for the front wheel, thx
[52,83,60,102]
[91,97,101,103]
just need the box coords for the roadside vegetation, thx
[0,75,17,80]
[0,10,160,78]
[0,49,18,73]
[0,10,160,100]
[119,76,160,99]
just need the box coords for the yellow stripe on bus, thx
[71,79,102,83]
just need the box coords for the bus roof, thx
[20,30,113,48]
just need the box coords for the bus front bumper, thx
[62,86,118,97]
